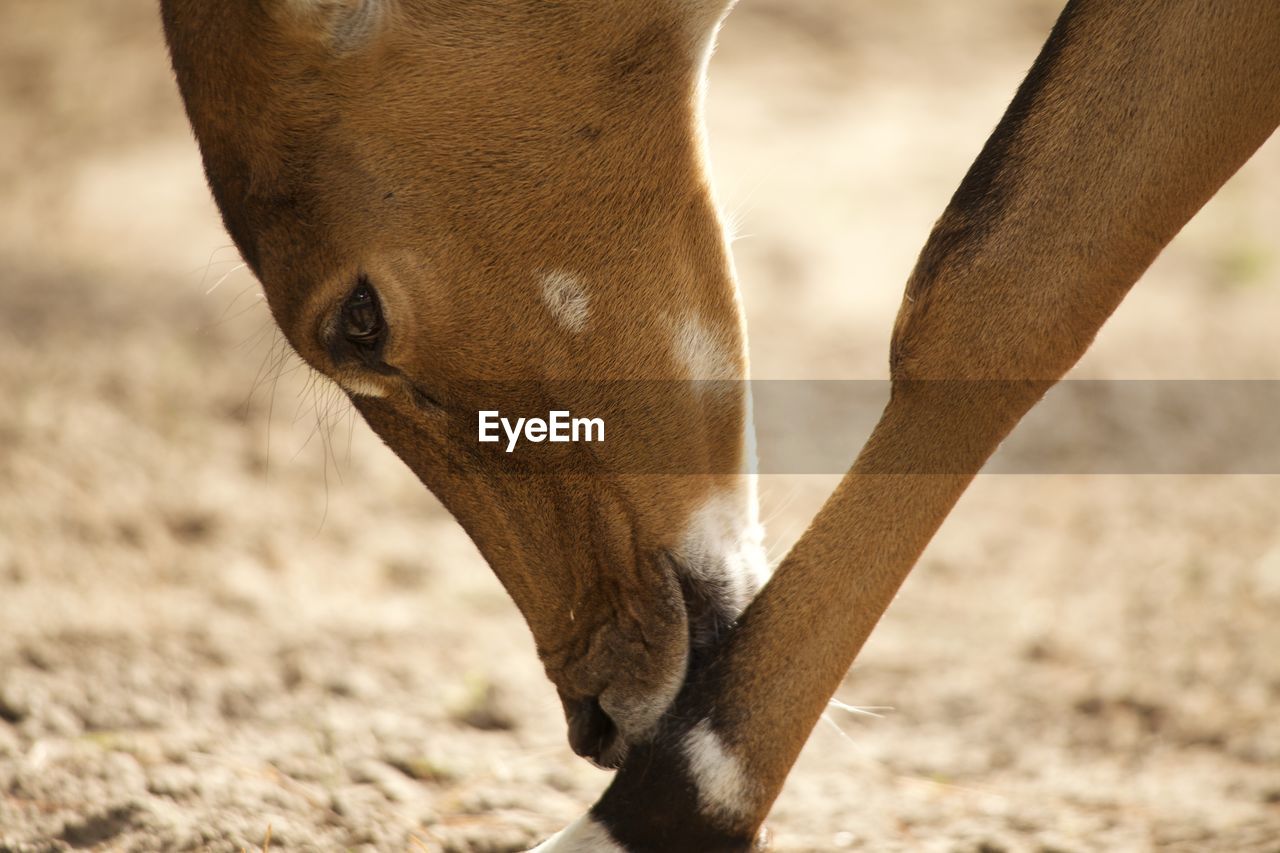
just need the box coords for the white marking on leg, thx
[684,719,752,823]
[541,271,591,333]
[528,814,626,853]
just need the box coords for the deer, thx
[159,0,769,776]
[158,0,1280,850]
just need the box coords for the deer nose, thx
[560,694,626,769]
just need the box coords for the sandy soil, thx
[3,1,1279,850]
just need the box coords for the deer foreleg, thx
[561,1,1280,850]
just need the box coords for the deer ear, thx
[274,0,384,49]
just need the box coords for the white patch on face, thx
[283,0,382,46]
[681,484,768,617]
[527,814,626,853]
[673,315,740,382]
[541,271,590,334]
[335,375,388,398]
[684,719,753,823]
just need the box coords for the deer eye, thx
[342,277,385,349]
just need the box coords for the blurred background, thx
[2,1,1279,850]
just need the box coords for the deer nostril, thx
[563,695,622,768]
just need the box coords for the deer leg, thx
[550,1,1280,849]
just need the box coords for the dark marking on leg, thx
[900,0,1083,320]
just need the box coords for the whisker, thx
[241,331,284,421]
[263,336,298,478]
[201,280,264,332]
[827,698,894,720]
[218,291,269,327]
[313,378,331,533]
[237,316,274,349]
[293,371,320,426]
[344,399,357,468]
[766,520,804,566]
[192,243,241,290]
[818,713,868,755]
[724,177,764,245]
[321,382,348,488]
[206,262,248,295]
[760,483,801,527]
[291,410,322,461]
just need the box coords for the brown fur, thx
[160,0,1280,846]
[159,0,752,764]
[592,0,1280,847]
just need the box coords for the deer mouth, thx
[558,553,746,770]
[563,694,627,769]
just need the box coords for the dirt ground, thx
[3,1,1279,850]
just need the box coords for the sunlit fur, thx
[584,1,1280,848]
[683,719,752,824]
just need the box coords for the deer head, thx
[159,0,763,767]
